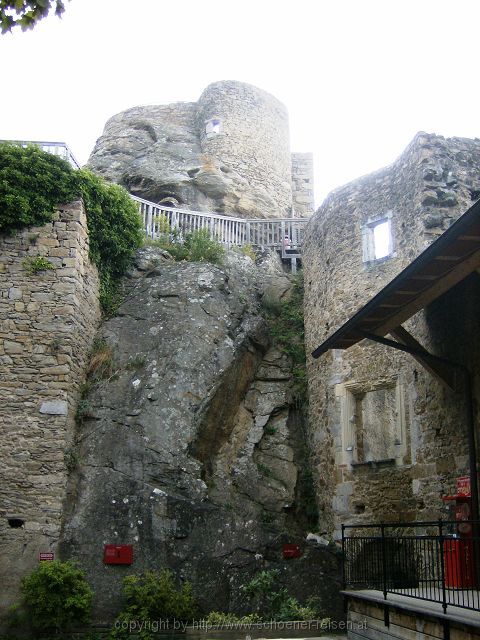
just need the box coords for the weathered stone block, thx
[39,364,70,375]
[37,238,59,247]
[8,287,22,300]
[4,340,24,354]
[39,400,69,415]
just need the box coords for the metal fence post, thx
[439,519,448,613]
[342,524,346,590]
[381,523,387,600]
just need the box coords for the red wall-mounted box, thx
[103,544,133,565]
[282,543,302,559]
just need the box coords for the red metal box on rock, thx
[103,544,133,565]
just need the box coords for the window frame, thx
[362,211,394,264]
[205,117,223,138]
[335,376,407,467]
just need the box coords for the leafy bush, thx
[242,570,319,621]
[274,595,318,622]
[184,228,224,263]
[111,570,197,640]
[0,142,79,233]
[20,560,93,633]
[148,228,224,265]
[147,237,189,262]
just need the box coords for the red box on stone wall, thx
[103,544,133,565]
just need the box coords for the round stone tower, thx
[88,80,295,219]
[196,81,293,217]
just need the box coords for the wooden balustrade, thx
[131,195,307,252]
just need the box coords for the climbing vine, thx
[262,272,307,401]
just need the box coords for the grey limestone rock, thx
[60,248,341,622]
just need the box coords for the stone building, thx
[303,132,480,538]
[88,80,314,219]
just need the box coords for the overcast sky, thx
[1,0,479,205]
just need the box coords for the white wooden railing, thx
[132,195,307,254]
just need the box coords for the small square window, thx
[205,118,222,138]
[372,220,391,259]
[362,214,393,263]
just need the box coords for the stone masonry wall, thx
[291,152,315,216]
[303,133,480,537]
[197,81,293,217]
[0,201,100,617]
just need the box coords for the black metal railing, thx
[342,520,480,612]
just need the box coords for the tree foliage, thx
[0,0,67,33]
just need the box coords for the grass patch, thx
[22,256,55,275]
[86,339,114,381]
[148,228,224,265]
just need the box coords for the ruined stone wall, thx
[291,152,315,216]
[0,201,100,616]
[303,133,480,537]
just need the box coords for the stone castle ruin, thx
[0,82,339,626]
[89,80,314,219]
[1,81,480,637]
[304,132,480,537]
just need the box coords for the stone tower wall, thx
[0,202,100,616]
[291,152,315,216]
[303,133,480,537]
[88,81,302,219]
[196,81,293,217]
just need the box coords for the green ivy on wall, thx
[0,142,144,314]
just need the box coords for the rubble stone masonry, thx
[291,152,315,216]
[0,201,100,615]
[303,133,480,537]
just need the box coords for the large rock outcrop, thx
[61,249,342,622]
[87,81,298,218]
